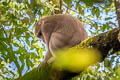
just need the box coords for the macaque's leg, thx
[40,50,52,66]
[47,33,71,63]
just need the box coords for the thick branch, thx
[75,27,120,58]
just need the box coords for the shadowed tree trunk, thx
[114,0,120,27]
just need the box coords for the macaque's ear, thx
[38,21,42,25]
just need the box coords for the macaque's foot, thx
[47,57,56,64]
[39,61,47,67]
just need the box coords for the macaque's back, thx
[41,14,88,46]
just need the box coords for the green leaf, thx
[82,0,93,6]
[105,17,112,20]
[104,58,110,67]
[96,7,100,18]
[78,7,84,15]
[63,0,72,7]
[63,0,71,4]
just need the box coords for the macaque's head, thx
[35,20,45,42]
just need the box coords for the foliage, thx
[0,0,46,79]
[0,0,119,80]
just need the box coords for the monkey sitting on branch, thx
[35,14,88,66]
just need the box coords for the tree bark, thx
[114,0,120,27]
[16,27,120,80]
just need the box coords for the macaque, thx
[35,14,88,65]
